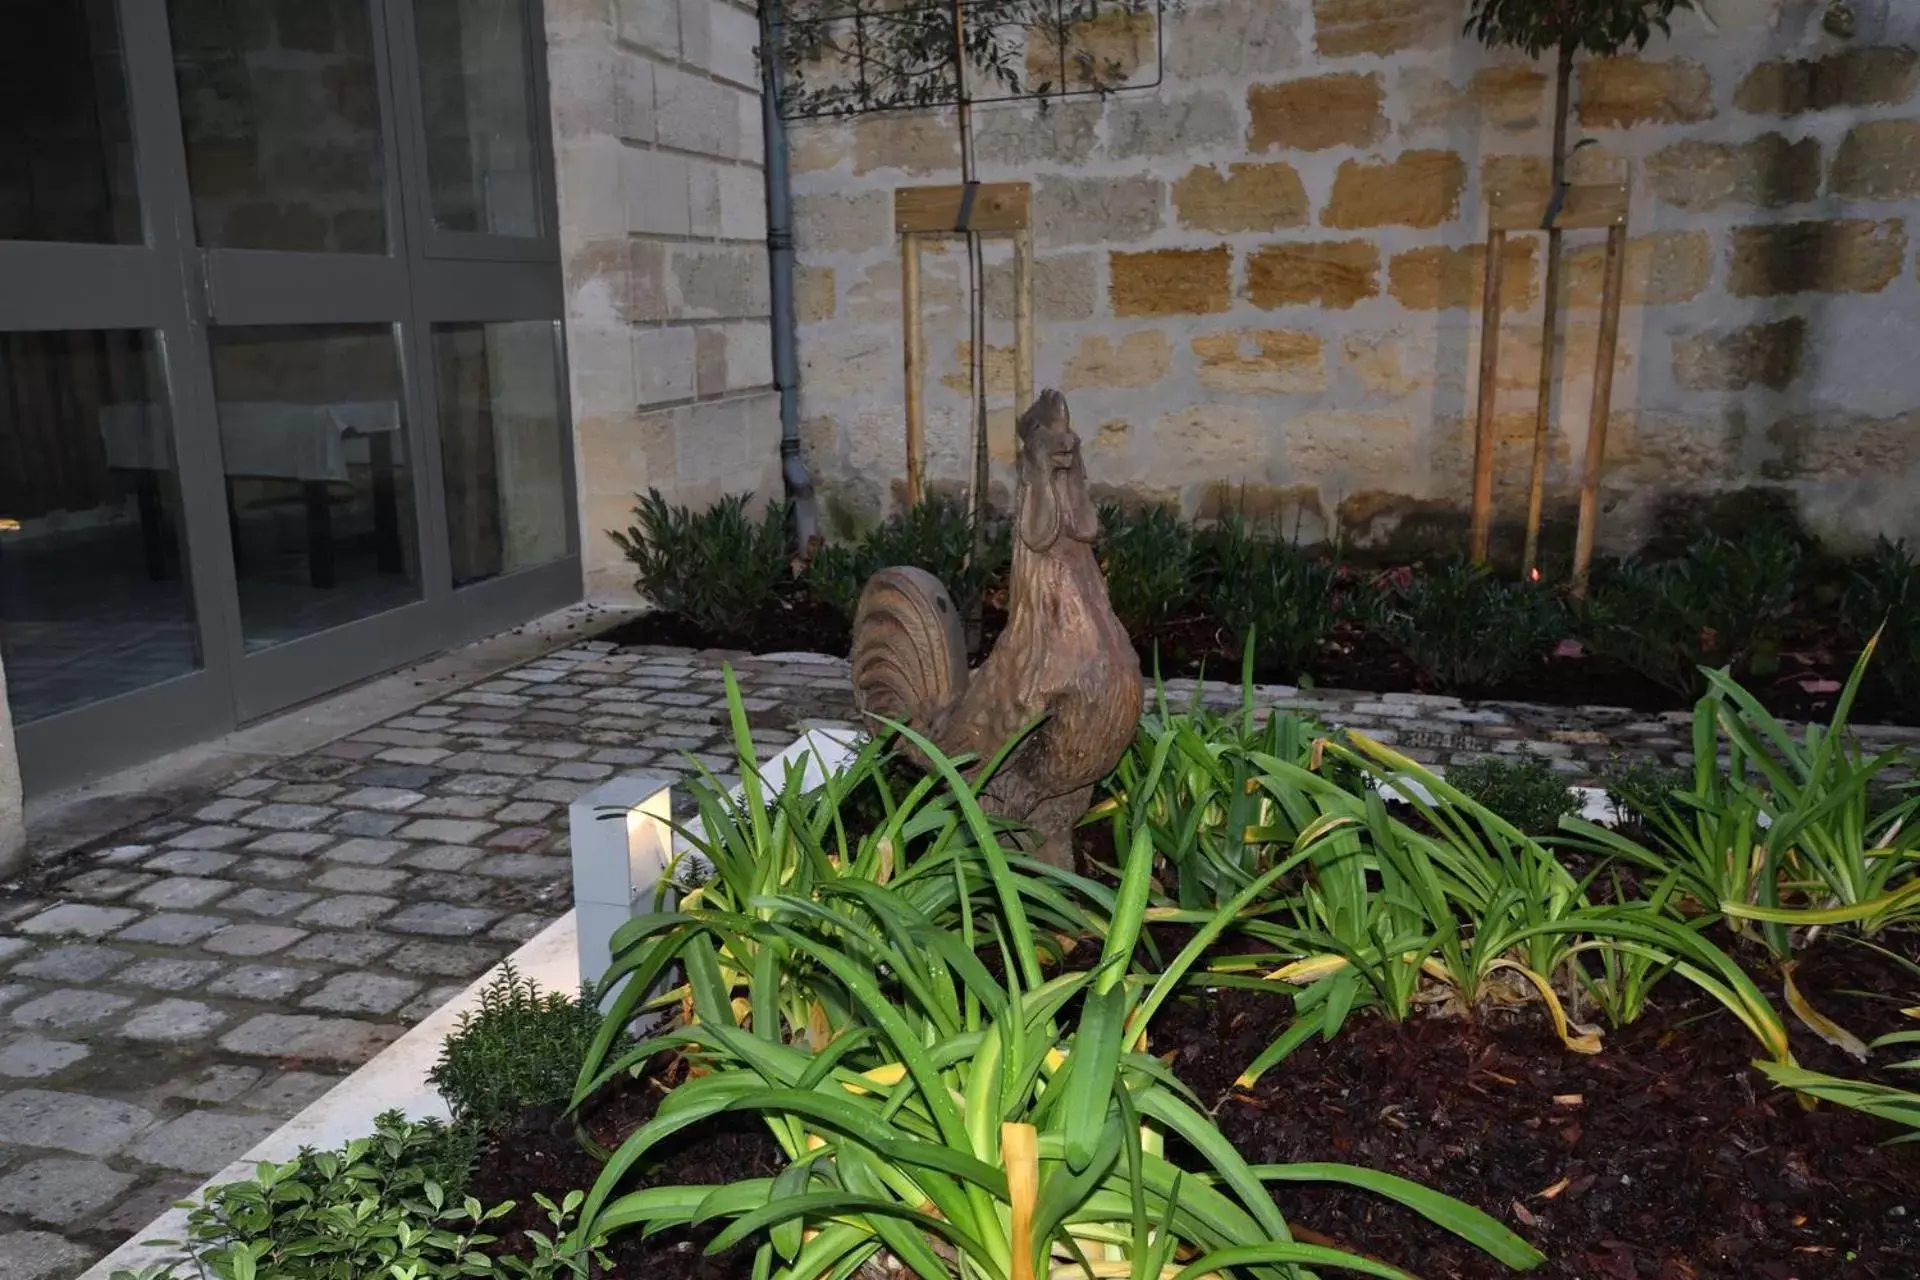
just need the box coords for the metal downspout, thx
[760,0,817,549]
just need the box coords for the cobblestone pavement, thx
[4,641,1917,1278]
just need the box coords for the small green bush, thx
[429,964,601,1135]
[1847,536,1920,716]
[1193,518,1342,681]
[1598,757,1692,830]
[1576,522,1802,698]
[1366,560,1565,690]
[1097,503,1197,634]
[610,490,791,636]
[111,1111,601,1280]
[807,496,1006,624]
[1445,752,1580,836]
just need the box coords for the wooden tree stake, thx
[1468,229,1507,563]
[1571,223,1629,597]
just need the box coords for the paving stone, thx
[0,1040,91,1079]
[311,866,410,893]
[301,973,422,1015]
[60,869,158,901]
[222,777,277,798]
[518,779,592,803]
[348,765,442,789]
[398,818,498,844]
[17,905,140,939]
[310,741,380,764]
[206,964,319,1001]
[244,831,334,856]
[143,849,242,875]
[295,894,398,929]
[548,760,615,782]
[10,991,136,1033]
[219,1014,400,1064]
[0,1229,96,1279]
[398,844,484,872]
[115,912,228,945]
[399,984,469,1023]
[590,747,654,766]
[439,751,543,777]
[242,1070,340,1115]
[490,913,555,943]
[322,837,409,866]
[173,1063,263,1104]
[473,853,568,880]
[0,939,25,966]
[443,772,522,797]
[495,801,557,823]
[116,956,224,991]
[272,783,345,804]
[131,876,236,910]
[0,1157,139,1224]
[91,843,157,865]
[406,795,506,819]
[203,924,309,956]
[387,939,503,976]
[232,856,310,882]
[223,887,320,917]
[0,1090,154,1156]
[120,999,230,1044]
[92,1174,202,1236]
[386,902,498,937]
[165,825,253,849]
[12,945,131,983]
[238,803,335,831]
[406,872,490,901]
[337,787,427,811]
[327,809,411,837]
[193,798,258,823]
[377,746,454,765]
[125,1110,282,1174]
[286,932,400,966]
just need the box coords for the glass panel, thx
[0,331,198,723]
[414,0,541,238]
[0,1,141,244]
[208,324,419,648]
[168,0,387,253]
[434,321,567,586]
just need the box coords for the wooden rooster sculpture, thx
[850,389,1142,868]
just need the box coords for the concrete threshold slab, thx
[23,602,636,871]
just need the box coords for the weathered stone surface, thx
[1035,175,1165,248]
[0,1229,95,1280]
[1831,121,1920,200]
[1172,163,1309,233]
[793,263,835,325]
[119,999,230,1045]
[301,973,422,1016]
[202,923,310,956]
[1672,319,1807,391]
[219,1014,400,1063]
[243,1070,340,1115]
[1647,134,1823,209]
[1728,220,1907,296]
[125,1110,281,1174]
[974,101,1101,167]
[1027,9,1154,87]
[1108,92,1237,158]
[1404,65,1549,133]
[1343,331,1435,396]
[1768,410,1920,478]
[116,957,223,990]
[1245,240,1379,309]
[1283,412,1414,483]
[13,945,130,983]
[1323,151,1465,229]
[0,1090,153,1156]
[388,940,504,977]
[17,905,138,939]
[386,902,499,937]
[1736,47,1919,116]
[1109,248,1232,317]
[1192,330,1326,394]
[207,965,318,1001]
[1578,58,1715,127]
[1247,73,1385,151]
[0,1039,90,1080]
[0,1158,136,1225]
[1149,406,1267,474]
[295,894,399,929]
[1165,0,1300,78]
[1388,240,1536,312]
[984,253,1099,323]
[1062,332,1173,391]
[792,191,892,254]
[115,912,226,945]
[853,112,958,175]
[1431,410,1573,494]
[10,991,135,1033]
[222,887,318,918]
[1312,0,1453,57]
[1564,231,1712,307]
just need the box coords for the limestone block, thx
[1735,48,1919,116]
[1401,66,1548,135]
[1767,410,1920,479]
[633,325,697,404]
[1283,411,1414,483]
[1109,248,1232,317]
[1107,92,1237,159]
[1165,0,1302,78]
[1577,57,1715,128]
[1323,150,1465,229]
[617,0,680,61]
[1062,332,1173,391]
[794,190,893,254]
[1831,121,1920,200]
[794,263,836,323]
[1672,318,1807,391]
[1563,231,1712,308]
[1388,240,1536,312]
[1026,10,1155,88]
[1647,135,1822,210]
[1035,175,1165,248]
[854,112,960,175]
[1728,220,1907,297]
[655,63,745,158]
[670,243,772,318]
[1149,406,1269,484]
[984,253,1099,323]
[974,101,1101,168]
[1247,73,1385,152]
[1312,0,1453,57]
[1192,329,1326,394]
[1173,163,1309,234]
[1245,240,1379,310]
[625,149,691,236]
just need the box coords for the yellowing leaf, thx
[1262,954,1348,983]
[1487,959,1603,1055]
[1783,961,1869,1062]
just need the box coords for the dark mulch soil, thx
[1153,938,1920,1279]
[468,1053,783,1280]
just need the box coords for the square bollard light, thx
[568,771,675,996]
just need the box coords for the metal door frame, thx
[7,0,580,794]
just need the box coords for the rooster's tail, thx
[850,566,967,738]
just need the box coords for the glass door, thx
[2,0,578,794]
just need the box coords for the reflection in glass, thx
[415,0,540,237]
[208,325,419,649]
[168,0,387,253]
[0,0,141,243]
[434,322,568,586]
[0,331,198,722]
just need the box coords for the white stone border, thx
[82,727,861,1280]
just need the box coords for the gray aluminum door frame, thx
[8,0,580,794]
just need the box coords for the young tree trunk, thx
[1522,42,1576,576]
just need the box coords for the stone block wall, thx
[787,0,1920,554]
[545,0,779,595]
